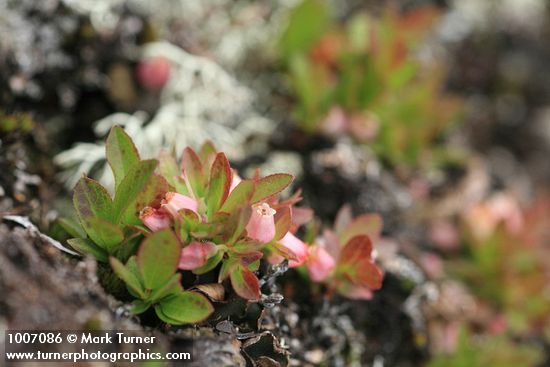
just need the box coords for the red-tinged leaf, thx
[339,235,373,265]
[251,174,294,203]
[219,179,255,213]
[274,206,292,241]
[137,229,180,290]
[73,177,113,220]
[158,150,189,195]
[269,241,299,262]
[206,153,232,218]
[73,177,114,243]
[339,215,383,246]
[105,126,140,190]
[230,265,261,301]
[199,141,217,169]
[354,259,383,290]
[156,290,214,324]
[236,251,264,265]
[181,147,204,197]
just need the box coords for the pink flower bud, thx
[161,192,198,218]
[136,56,171,91]
[306,245,336,282]
[279,232,308,267]
[178,241,217,270]
[139,206,171,231]
[246,202,276,243]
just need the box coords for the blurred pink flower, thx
[306,245,336,281]
[429,219,459,251]
[136,56,171,91]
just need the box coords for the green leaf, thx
[105,126,140,189]
[112,160,168,225]
[111,234,142,263]
[218,256,239,282]
[181,147,205,198]
[279,0,329,61]
[251,174,293,203]
[67,238,108,262]
[137,229,181,290]
[233,239,266,254]
[57,217,87,238]
[206,153,231,218]
[156,291,214,324]
[131,300,151,315]
[199,141,217,169]
[158,150,188,195]
[149,273,183,303]
[88,217,124,251]
[73,177,113,239]
[110,256,146,298]
[230,265,260,301]
[219,180,255,213]
[226,205,252,245]
[193,249,224,275]
[154,305,182,325]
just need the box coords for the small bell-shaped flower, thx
[279,232,308,267]
[161,192,198,218]
[178,241,217,270]
[306,245,336,281]
[246,202,277,243]
[139,207,171,231]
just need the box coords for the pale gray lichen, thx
[55,42,275,190]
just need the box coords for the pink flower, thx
[136,56,171,91]
[306,245,336,281]
[320,106,347,137]
[246,202,276,243]
[161,192,198,218]
[178,241,217,270]
[140,206,171,231]
[279,232,308,267]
